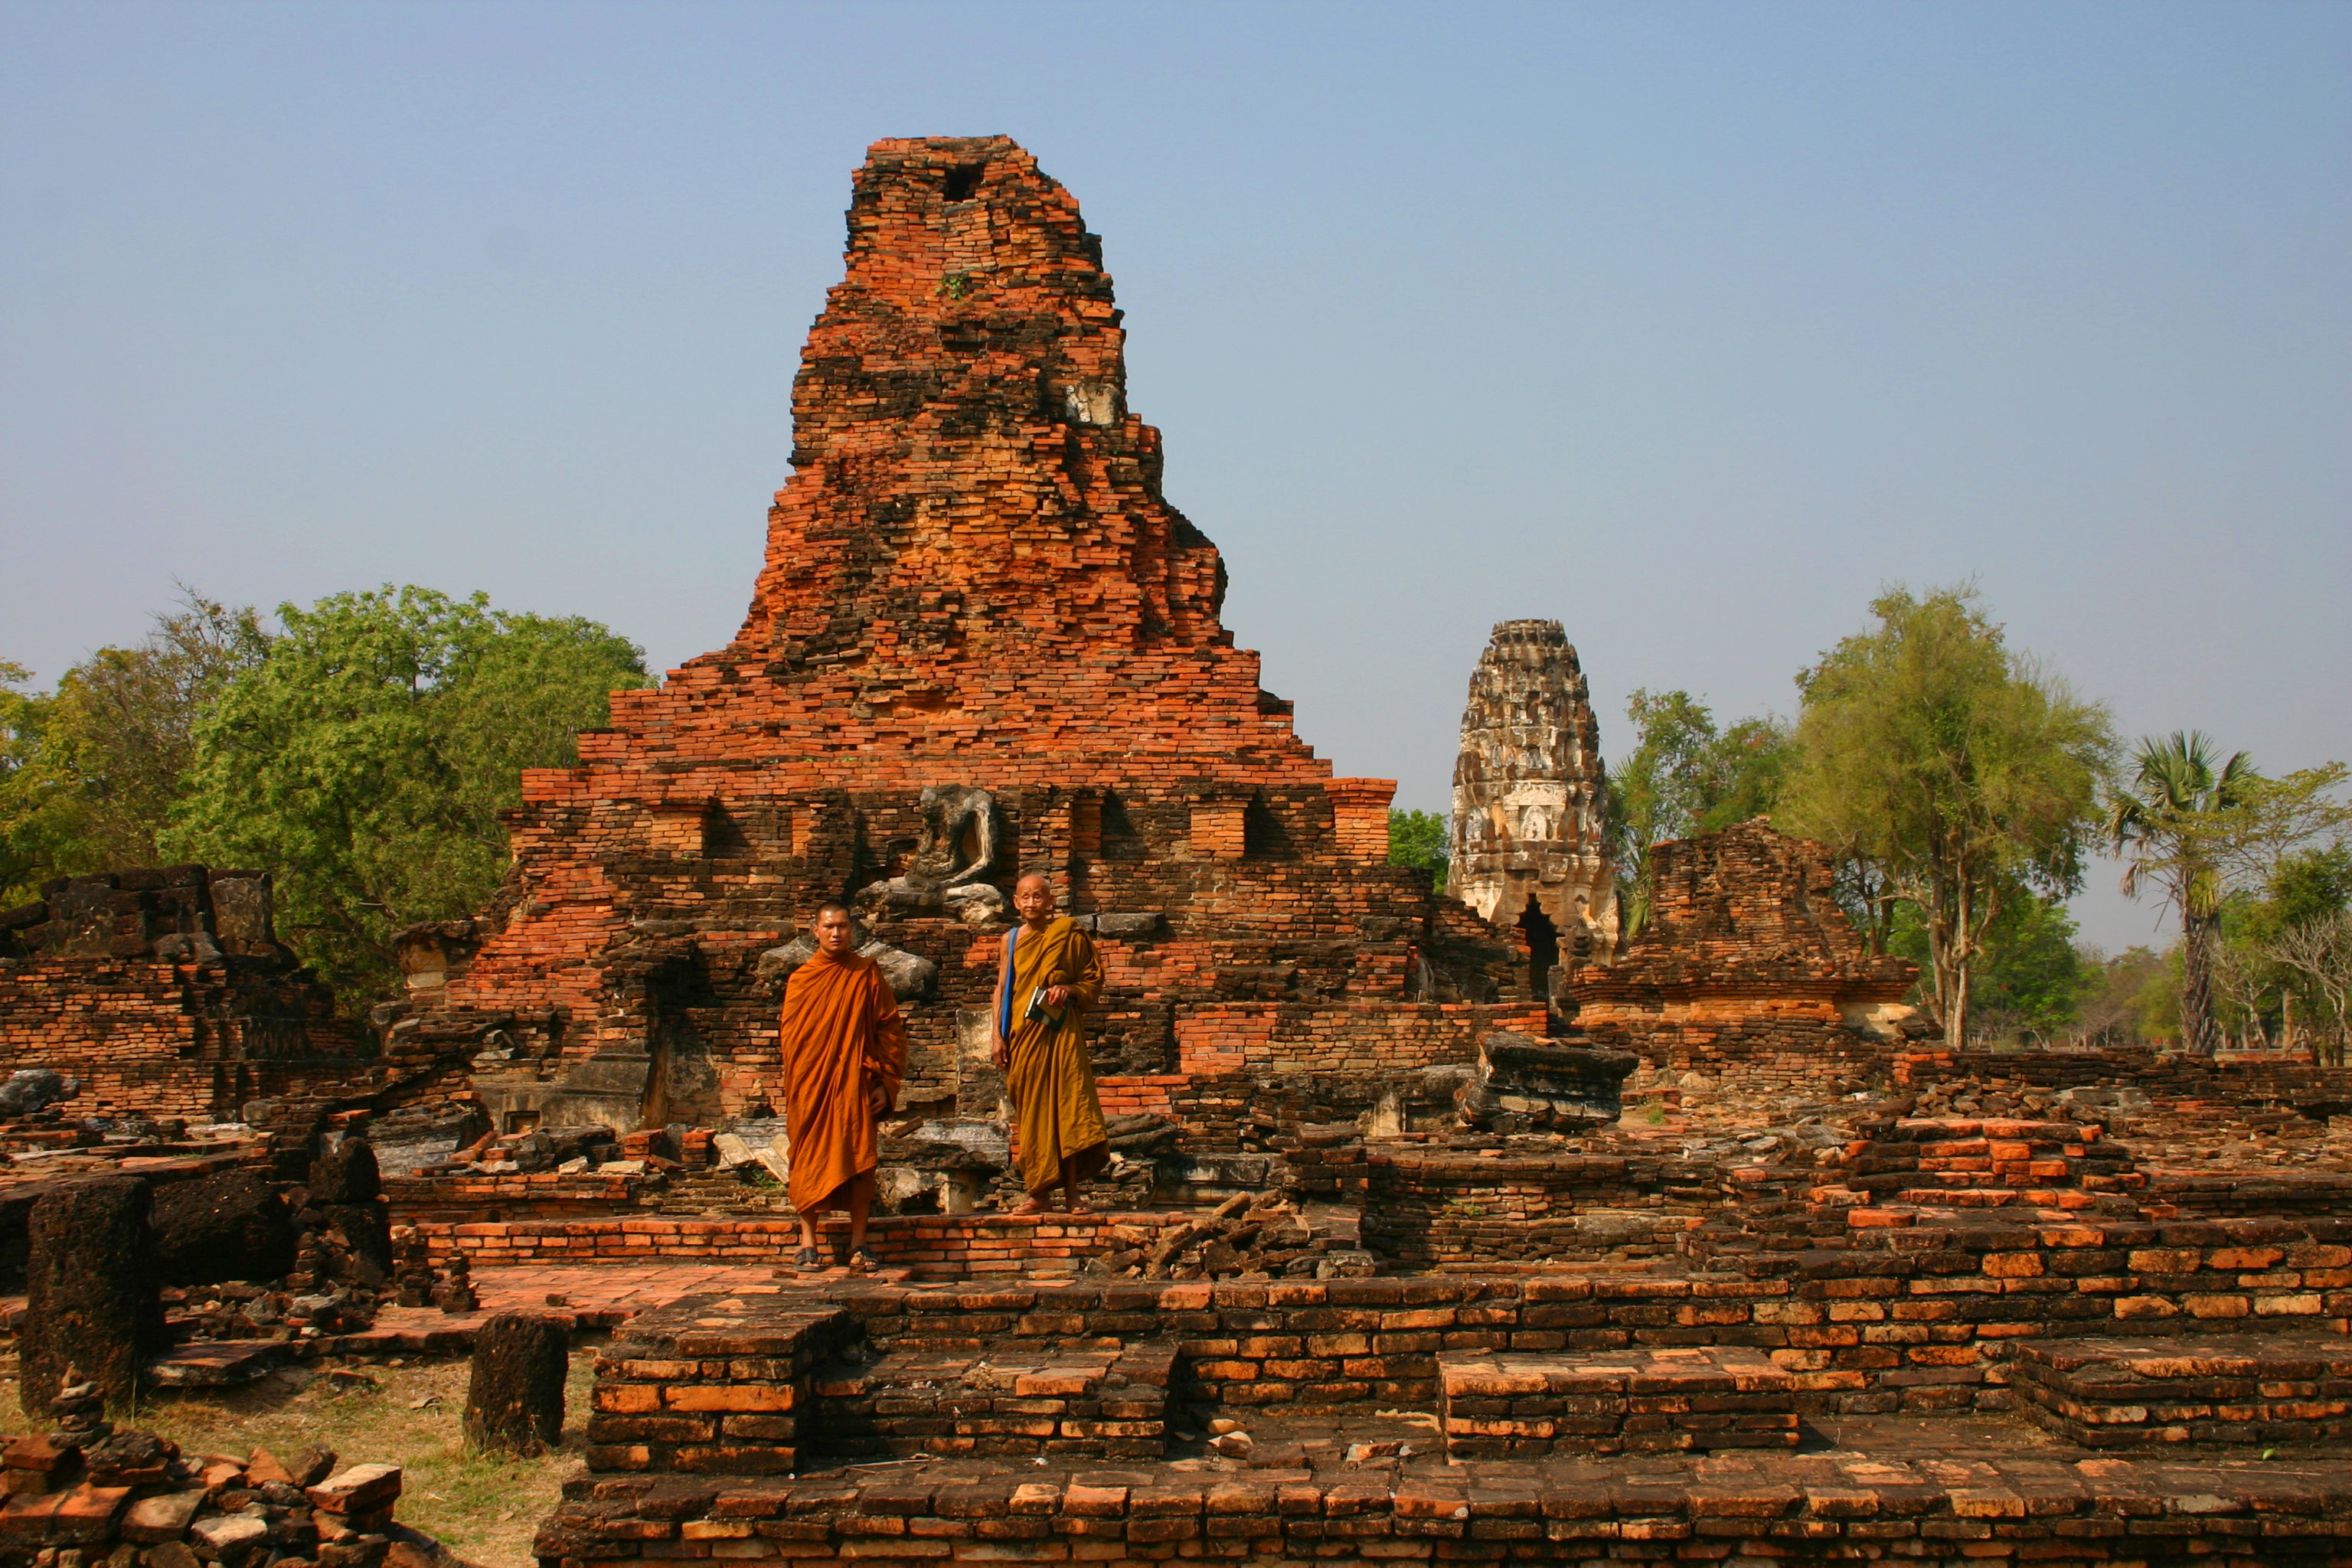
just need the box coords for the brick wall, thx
[1359,1151,1736,1266]
[538,1458,2352,1568]
[1174,1003,1547,1078]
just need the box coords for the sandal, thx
[793,1246,825,1272]
[847,1247,880,1274]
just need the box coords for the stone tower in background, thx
[1448,619,1618,991]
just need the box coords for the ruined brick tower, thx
[1447,620,1618,992]
[1560,818,1921,1083]
[426,137,1530,1133]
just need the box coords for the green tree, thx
[1387,808,1449,893]
[2105,732,2251,1058]
[0,662,83,903]
[0,591,273,902]
[2264,911,2352,1067]
[163,585,648,999]
[1605,690,1791,938]
[44,590,272,868]
[2103,735,2350,1057]
[1776,585,2115,1050]
[2236,845,2352,946]
[2250,847,2352,1054]
[1890,893,2090,1043]
[2072,944,2172,1048]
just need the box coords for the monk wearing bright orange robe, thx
[991,873,1109,1212]
[781,901,906,1271]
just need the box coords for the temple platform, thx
[2012,1333,2352,1449]
[538,1429,2352,1567]
[1438,1346,1801,1458]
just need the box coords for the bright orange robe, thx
[779,948,907,1214]
[996,916,1109,1197]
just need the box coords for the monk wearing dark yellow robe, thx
[991,873,1109,1212]
[781,901,906,1272]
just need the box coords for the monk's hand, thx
[1044,985,1070,1007]
[991,1037,1008,1069]
[867,1083,888,1116]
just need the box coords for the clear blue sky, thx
[4,1,2346,952]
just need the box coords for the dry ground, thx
[1,1350,598,1568]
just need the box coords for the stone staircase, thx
[585,1291,1178,1475]
[807,1340,1173,1459]
[1436,1346,1799,1459]
[1817,1116,2147,1215]
[1684,1116,2148,1272]
[2010,1334,2352,1449]
[648,1166,788,1216]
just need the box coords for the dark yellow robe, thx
[996,916,1109,1196]
[779,948,906,1214]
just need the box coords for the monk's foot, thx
[1011,1198,1051,1215]
[848,1247,880,1274]
[793,1246,825,1272]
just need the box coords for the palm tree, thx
[2106,731,2252,1057]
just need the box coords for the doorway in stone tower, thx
[1517,903,1560,1001]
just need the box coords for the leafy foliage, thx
[1604,689,1791,938]
[1387,808,1449,893]
[1775,584,2115,1050]
[1889,893,2092,1041]
[2105,732,2252,1057]
[2107,735,2351,1056]
[0,662,70,903]
[2263,911,2352,1067]
[2070,945,2177,1047]
[162,586,648,999]
[0,592,273,903]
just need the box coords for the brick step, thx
[1880,1117,2108,1141]
[2011,1334,2352,1449]
[1437,1346,1799,1459]
[1835,1121,2143,1200]
[1841,1159,2141,1193]
[1880,1188,2138,1211]
[1846,1204,2083,1230]
[805,1339,1174,1461]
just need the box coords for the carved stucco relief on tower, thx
[1448,619,1619,985]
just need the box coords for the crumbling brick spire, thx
[733,135,1229,675]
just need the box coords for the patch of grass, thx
[2,1352,596,1568]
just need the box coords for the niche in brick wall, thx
[643,1014,724,1129]
[1243,794,1293,860]
[701,803,753,861]
[1098,791,1145,861]
[944,163,985,201]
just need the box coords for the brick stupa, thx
[425,137,1531,1134]
[1560,819,1922,1089]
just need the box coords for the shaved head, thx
[1012,872,1055,928]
